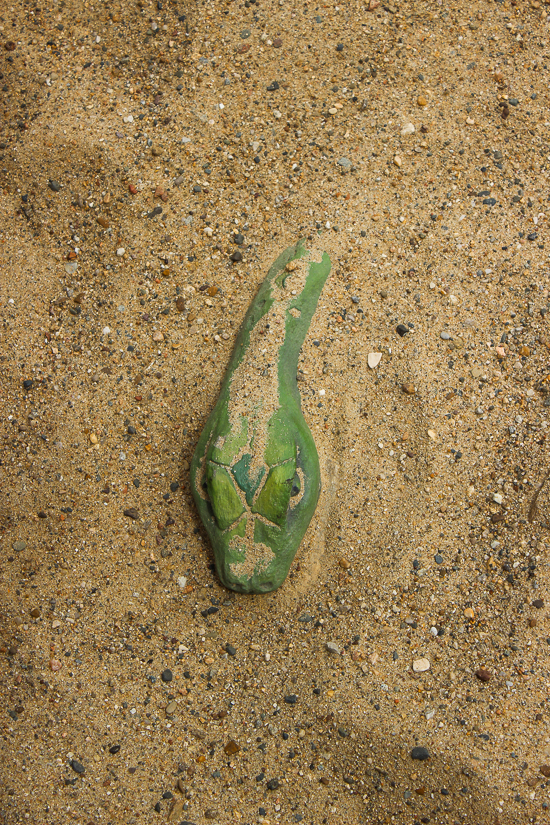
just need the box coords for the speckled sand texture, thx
[1,1,550,823]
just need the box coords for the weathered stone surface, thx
[190,240,331,593]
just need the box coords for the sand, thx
[1,0,550,823]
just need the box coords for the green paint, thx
[190,239,331,593]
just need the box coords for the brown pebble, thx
[207,286,219,297]
[5,41,16,51]
[402,383,416,395]
[475,668,491,682]
[128,184,138,195]
[528,618,537,628]
[154,186,168,202]
[123,507,140,520]
[273,37,283,48]
[532,599,544,609]
[30,607,40,618]
[541,765,550,778]
[96,217,110,229]
[518,345,530,357]
[175,297,186,312]
[417,95,428,107]
[237,44,250,54]
[224,739,240,755]
[151,145,163,157]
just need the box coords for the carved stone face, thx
[196,426,305,592]
[190,240,330,593]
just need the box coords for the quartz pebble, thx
[412,658,430,673]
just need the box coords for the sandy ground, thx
[1,0,550,823]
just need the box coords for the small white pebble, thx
[413,658,430,673]
[493,492,503,504]
[367,352,382,369]
[116,247,125,257]
[102,326,111,335]
[177,576,188,589]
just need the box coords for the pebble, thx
[475,668,491,682]
[410,746,430,761]
[367,352,382,369]
[224,739,240,755]
[225,643,237,656]
[396,324,409,337]
[337,157,352,169]
[417,96,428,107]
[440,331,451,340]
[284,694,297,705]
[325,642,340,655]
[540,765,550,778]
[165,701,177,715]
[116,247,125,257]
[152,330,164,342]
[70,759,85,774]
[464,607,475,619]
[412,658,430,673]
[161,669,173,682]
[48,180,61,192]
[123,507,139,520]
[401,122,415,136]
[266,778,280,790]
[13,540,26,552]
[401,383,415,395]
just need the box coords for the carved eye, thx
[206,463,244,531]
[252,459,295,527]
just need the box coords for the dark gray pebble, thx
[411,746,430,760]
[267,81,279,91]
[225,643,237,656]
[48,180,61,192]
[161,669,173,682]
[266,778,280,790]
[284,694,297,705]
[70,759,85,774]
[396,324,409,337]
[230,250,243,263]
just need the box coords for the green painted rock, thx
[190,239,331,593]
